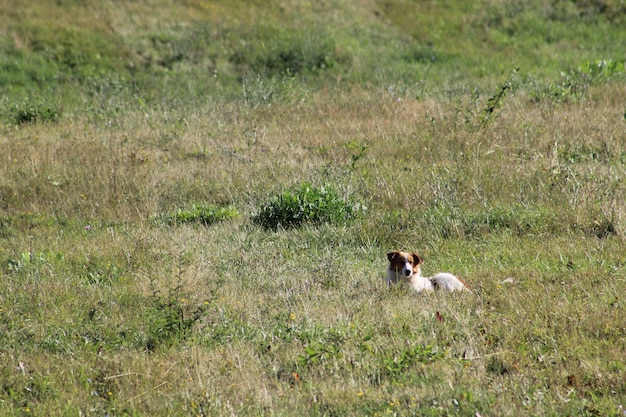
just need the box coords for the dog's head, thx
[386,250,423,279]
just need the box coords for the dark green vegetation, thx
[1,1,626,416]
[253,182,361,230]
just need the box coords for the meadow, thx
[1,0,626,415]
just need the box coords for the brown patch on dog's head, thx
[386,250,423,277]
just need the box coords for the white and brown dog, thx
[386,250,471,293]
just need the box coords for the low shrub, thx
[531,59,625,103]
[253,182,360,230]
[6,100,61,125]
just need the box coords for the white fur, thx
[430,272,469,292]
[408,274,435,292]
[386,251,471,293]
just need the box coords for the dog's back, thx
[430,273,471,292]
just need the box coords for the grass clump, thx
[253,182,360,230]
[160,204,238,226]
[231,27,338,78]
[142,293,209,352]
[3,99,61,125]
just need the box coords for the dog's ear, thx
[412,252,423,265]
[387,251,399,262]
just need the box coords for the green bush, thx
[253,182,360,230]
[6,100,61,125]
[532,59,625,103]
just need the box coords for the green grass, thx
[1,1,626,416]
[159,204,239,227]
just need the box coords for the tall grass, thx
[1,1,626,416]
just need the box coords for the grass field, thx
[1,1,626,416]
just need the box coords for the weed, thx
[480,68,518,128]
[143,296,208,351]
[533,59,625,103]
[139,253,215,351]
[80,259,124,285]
[296,340,344,367]
[253,182,360,230]
[558,141,613,164]
[344,141,369,173]
[579,59,624,81]
[370,344,445,385]
[5,99,61,125]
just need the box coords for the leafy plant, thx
[578,59,624,81]
[533,59,625,103]
[344,141,369,173]
[6,100,61,125]
[480,68,518,128]
[296,340,344,367]
[374,344,444,384]
[253,182,360,230]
